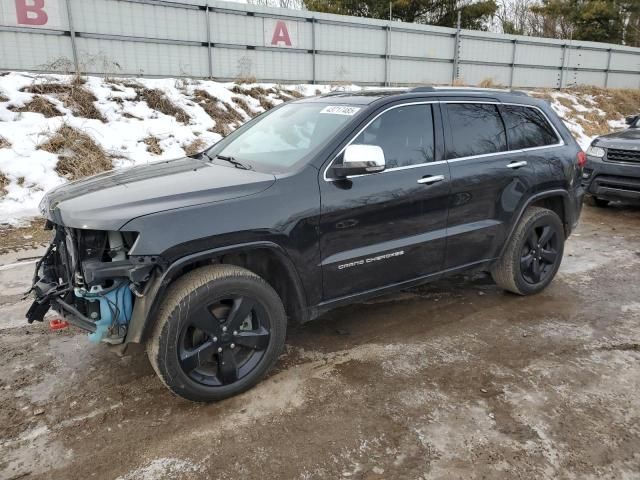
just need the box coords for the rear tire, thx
[585,195,610,208]
[491,207,564,295]
[147,265,286,402]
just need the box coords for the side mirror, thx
[331,145,386,178]
[625,115,638,126]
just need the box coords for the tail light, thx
[576,151,587,169]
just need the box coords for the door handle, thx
[507,161,528,169]
[417,175,445,185]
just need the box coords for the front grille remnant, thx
[606,148,640,163]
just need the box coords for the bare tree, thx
[247,0,304,8]
[495,0,540,35]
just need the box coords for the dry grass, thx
[0,93,8,103]
[235,75,257,85]
[529,89,554,104]
[106,79,141,90]
[0,172,8,196]
[275,91,294,102]
[452,77,466,86]
[229,84,292,111]
[143,136,163,155]
[193,89,244,136]
[555,96,575,110]
[183,138,207,156]
[0,136,10,149]
[579,109,610,137]
[22,83,69,95]
[571,86,640,120]
[233,85,281,104]
[287,89,303,99]
[259,96,275,111]
[23,83,105,121]
[478,77,502,88]
[231,97,256,118]
[39,125,112,180]
[138,88,190,124]
[10,95,61,118]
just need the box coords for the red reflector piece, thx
[49,318,69,331]
[577,151,587,168]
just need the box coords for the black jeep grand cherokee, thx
[27,87,585,402]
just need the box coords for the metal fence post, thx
[205,1,213,79]
[604,48,612,88]
[509,39,517,88]
[311,17,316,85]
[63,0,79,74]
[385,24,390,87]
[451,11,461,84]
[558,44,567,89]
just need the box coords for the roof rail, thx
[408,86,436,93]
[408,86,530,97]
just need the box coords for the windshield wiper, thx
[212,154,252,170]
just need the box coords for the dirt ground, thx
[1,204,639,480]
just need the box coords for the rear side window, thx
[501,105,559,149]
[351,104,435,168]
[445,103,507,159]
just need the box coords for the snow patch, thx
[117,458,203,480]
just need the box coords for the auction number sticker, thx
[320,105,361,116]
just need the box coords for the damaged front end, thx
[26,222,154,344]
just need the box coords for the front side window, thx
[211,103,357,173]
[446,103,507,159]
[501,105,559,149]
[350,105,435,168]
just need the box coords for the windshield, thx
[208,103,360,173]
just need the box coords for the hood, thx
[41,157,276,230]
[594,128,640,150]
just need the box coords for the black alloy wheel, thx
[178,295,271,386]
[519,224,559,284]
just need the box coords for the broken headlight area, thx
[26,225,154,344]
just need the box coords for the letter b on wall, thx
[16,0,48,25]
[1,0,63,28]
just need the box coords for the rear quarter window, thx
[445,103,507,159]
[500,105,559,149]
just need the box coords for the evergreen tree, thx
[531,0,638,45]
[303,0,498,30]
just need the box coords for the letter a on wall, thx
[263,18,298,49]
[271,21,291,46]
[0,0,63,28]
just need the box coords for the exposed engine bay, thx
[26,222,154,344]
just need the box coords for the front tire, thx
[491,207,565,295]
[147,265,287,402]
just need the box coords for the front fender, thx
[124,241,307,344]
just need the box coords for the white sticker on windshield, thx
[320,105,361,116]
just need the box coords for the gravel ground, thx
[1,204,639,480]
